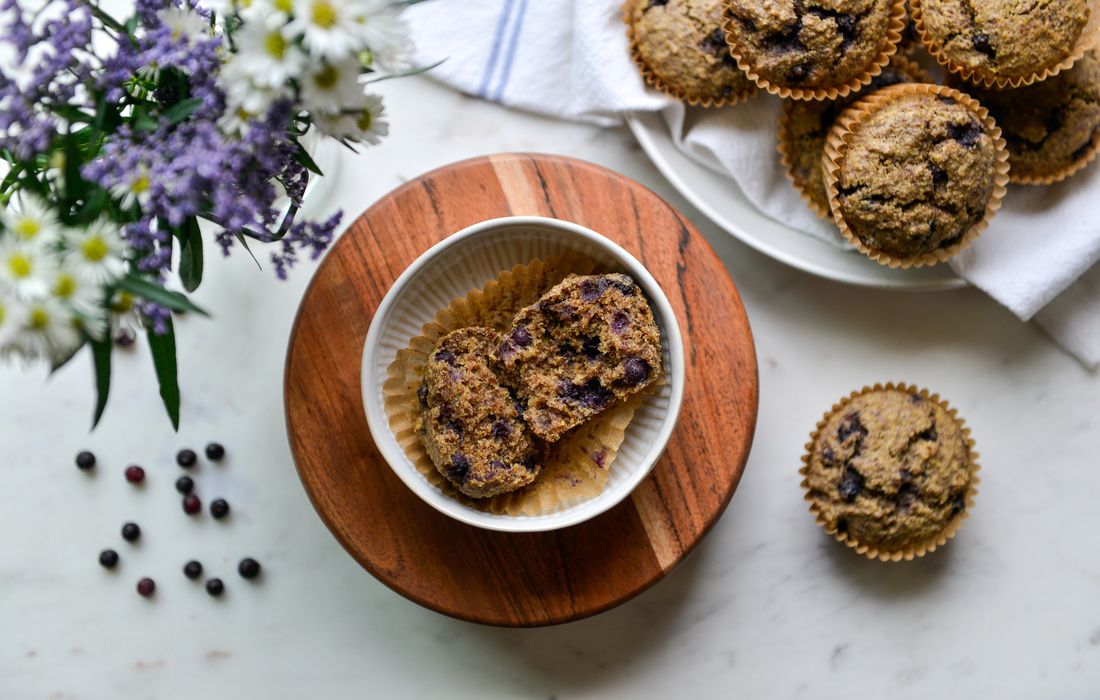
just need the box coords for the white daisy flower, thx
[229,16,307,88]
[16,296,82,364]
[157,5,210,44]
[355,0,412,71]
[1,193,61,246]
[135,62,161,83]
[0,240,56,298]
[314,92,389,144]
[0,292,26,349]
[52,263,105,329]
[300,57,365,115]
[285,0,364,61]
[63,220,129,285]
[240,0,295,27]
[108,163,153,210]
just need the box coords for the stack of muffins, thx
[625,0,1100,269]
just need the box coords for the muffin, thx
[495,274,662,443]
[914,0,1093,87]
[823,84,1009,267]
[416,327,542,499]
[779,55,929,218]
[801,383,978,561]
[722,0,906,99]
[625,0,756,106]
[953,51,1100,184]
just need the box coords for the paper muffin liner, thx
[1010,134,1100,185]
[911,0,1100,89]
[777,55,933,220]
[721,0,907,101]
[622,0,756,108]
[822,82,1011,268]
[799,382,980,562]
[382,254,652,517]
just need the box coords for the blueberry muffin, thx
[416,327,542,499]
[916,0,1091,84]
[953,51,1100,183]
[802,385,977,559]
[626,0,756,105]
[781,55,927,217]
[723,0,901,95]
[827,86,1002,263]
[495,274,662,443]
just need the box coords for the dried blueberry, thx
[821,445,837,465]
[205,578,225,597]
[121,522,141,542]
[610,310,630,335]
[183,560,203,579]
[175,475,194,494]
[491,419,512,440]
[434,349,457,366]
[971,32,995,58]
[951,493,967,514]
[764,25,803,54]
[99,549,119,569]
[836,412,867,443]
[948,120,983,149]
[210,498,230,519]
[916,425,938,442]
[580,279,605,302]
[447,454,470,484]
[488,459,507,473]
[136,578,156,598]
[929,163,948,188]
[618,358,651,387]
[835,13,859,49]
[176,449,197,468]
[124,465,145,484]
[204,442,225,460]
[522,452,540,472]
[646,0,668,8]
[75,451,96,470]
[787,61,812,84]
[558,379,613,410]
[581,336,601,360]
[238,558,262,580]
[837,467,864,501]
[510,325,532,348]
[182,494,201,515]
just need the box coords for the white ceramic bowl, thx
[361,216,685,533]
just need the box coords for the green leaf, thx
[146,318,180,431]
[290,138,324,176]
[178,216,203,292]
[234,231,262,270]
[161,97,202,125]
[62,133,90,206]
[47,104,95,124]
[360,58,447,85]
[117,273,210,317]
[90,336,113,429]
[50,338,87,374]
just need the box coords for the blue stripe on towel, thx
[477,0,515,98]
[491,0,528,101]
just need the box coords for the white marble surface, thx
[3,76,1100,699]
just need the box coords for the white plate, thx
[361,216,685,533]
[626,111,967,291]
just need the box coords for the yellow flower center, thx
[8,253,31,279]
[312,0,337,28]
[132,174,150,195]
[112,291,134,314]
[55,273,76,299]
[314,64,338,89]
[81,237,109,262]
[49,151,65,170]
[275,0,292,12]
[29,307,49,329]
[0,302,5,326]
[14,217,39,239]
[356,110,373,132]
[264,31,287,59]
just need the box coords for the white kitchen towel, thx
[405,0,1100,368]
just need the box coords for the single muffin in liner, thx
[800,382,980,562]
[912,0,1100,89]
[822,82,1010,268]
[722,0,907,101]
[624,0,757,107]
[778,54,931,219]
[384,254,655,516]
[950,51,1100,185]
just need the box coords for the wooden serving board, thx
[284,154,758,627]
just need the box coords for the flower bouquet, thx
[0,0,426,427]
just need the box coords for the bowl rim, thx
[361,215,686,533]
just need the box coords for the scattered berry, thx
[182,494,201,515]
[205,578,224,597]
[99,549,119,568]
[238,558,261,580]
[136,577,156,597]
[124,465,145,483]
[205,442,225,460]
[75,451,96,470]
[183,560,203,580]
[121,522,141,542]
[175,475,194,494]
[176,449,198,468]
[114,327,136,347]
[210,498,230,519]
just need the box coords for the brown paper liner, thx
[622,0,756,108]
[382,254,652,517]
[777,55,933,220]
[721,0,907,101]
[799,382,980,562]
[822,82,1011,268]
[1011,137,1100,185]
[912,0,1100,89]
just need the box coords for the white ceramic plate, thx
[626,111,967,291]
[361,216,685,533]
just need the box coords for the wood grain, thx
[284,154,758,627]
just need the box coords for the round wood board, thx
[284,153,759,627]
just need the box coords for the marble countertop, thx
[4,76,1100,699]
